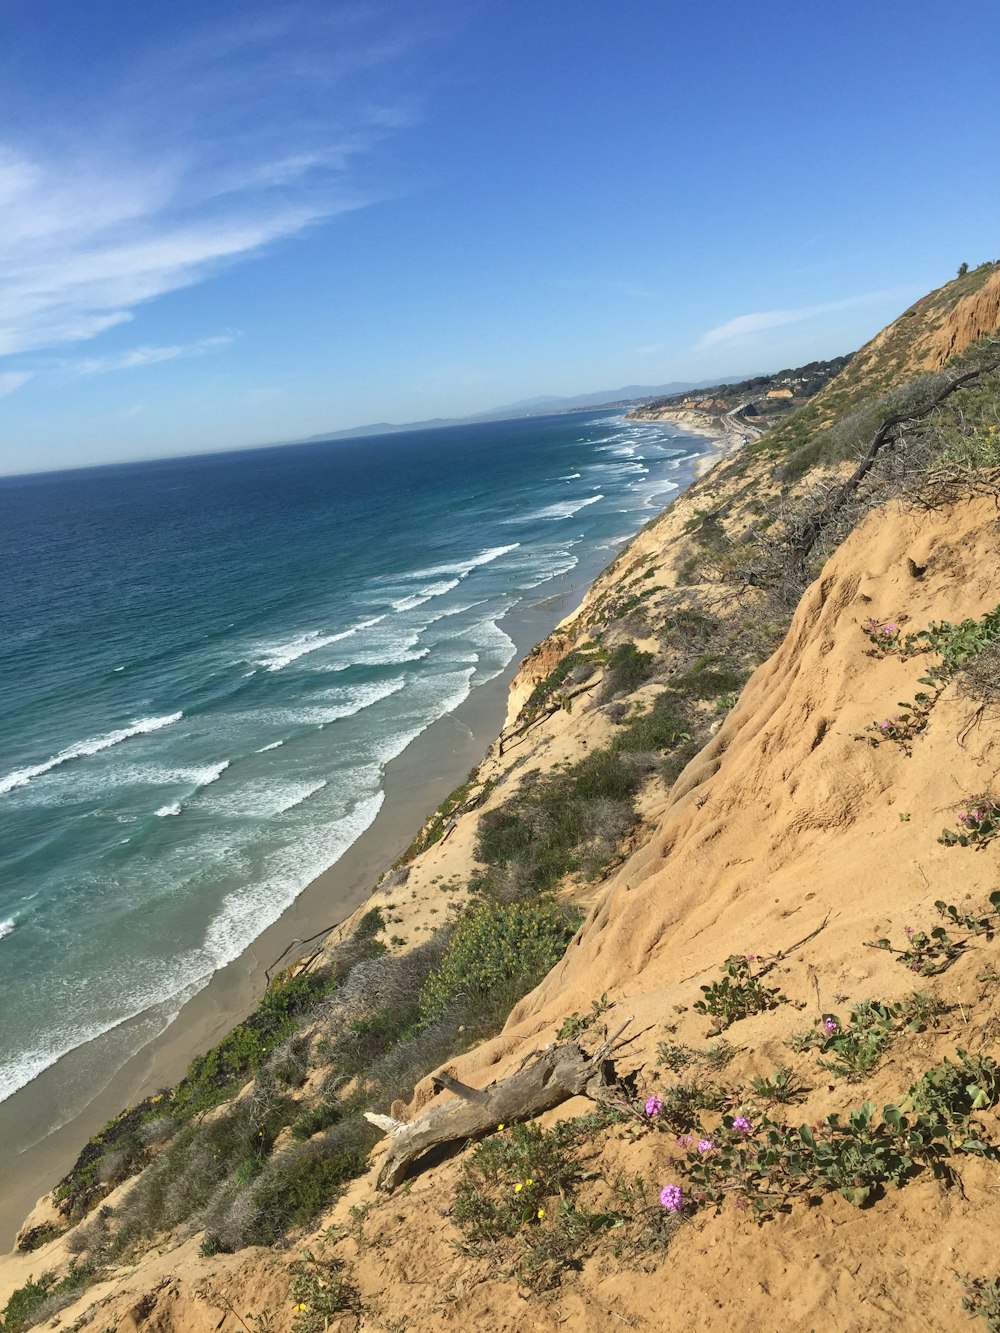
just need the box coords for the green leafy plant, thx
[962,1274,1000,1332]
[860,617,905,655]
[749,1066,806,1104]
[857,605,1000,754]
[556,993,611,1040]
[669,1100,956,1217]
[935,892,1000,931]
[0,1263,97,1333]
[656,1041,695,1072]
[939,799,1000,848]
[418,900,578,1027]
[453,1121,587,1243]
[867,925,966,976]
[788,1002,899,1080]
[694,955,785,1033]
[289,1252,355,1332]
[905,1049,1000,1123]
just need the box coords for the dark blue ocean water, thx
[0,411,707,1103]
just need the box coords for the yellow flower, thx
[536,1208,545,1220]
[525,1177,534,1186]
[296,1303,309,1311]
[497,1124,504,1131]
[514,1183,523,1193]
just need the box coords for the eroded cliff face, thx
[918,268,1000,371]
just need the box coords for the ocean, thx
[0,410,709,1112]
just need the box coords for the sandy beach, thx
[0,423,728,1251]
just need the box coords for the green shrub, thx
[114,1087,296,1243]
[472,751,641,900]
[694,955,785,1033]
[610,690,692,753]
[0,1263,96,1333]
[221,1132,373,1248]
[598,642,655,701]
[170,967,336,1116]
[354,906,385,940]
[418,901,578,1027]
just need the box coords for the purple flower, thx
[676,1134,693,1149]
[732,1116,752,1134]
[879,720,891,732]
[645,1095,664,1119]
[903,925,915,939]
[659,1184,684,1212]
[883,624,898,635]
[822,1016,839,1035]
[697,1139,714,1154]
[746,953,756,963]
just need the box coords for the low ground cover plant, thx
[868,894,1000,977]
[939,797,1000,847]
[289,1252,356,1332]
[962,1274,1000,1332]
[0,1262,96,1333]
[453,1118,619,1288]
[693,954,785,1033]
[857,605,1000,753]
[788,1001,900,1081]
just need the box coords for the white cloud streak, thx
[67,335,238,376]
[0,371,32,398]
[0,10,421,359]
[694,287,917,351]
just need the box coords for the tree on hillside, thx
[958,262,969,276]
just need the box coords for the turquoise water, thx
[0,411,708,1104]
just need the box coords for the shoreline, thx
[0,422,729,1251]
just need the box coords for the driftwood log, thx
[365,1022,630,1191]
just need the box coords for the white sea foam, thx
[400,543,519,581]
[390,578,461,613]
[156,802,182,817]
[177,760,230,790]
[0,919,15,942]
[202,778,329,819]
[256,740,284,753]
[0,713,184,798]
[559,472,582,480]
[293,674,407,725]
[255,615,385,672]
[201,788,386,967]
[509,494,604,524]
[465,618,518,683]
[0,971,207,1106]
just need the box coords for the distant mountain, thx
[487,381,719,414]
[303,378,738,444]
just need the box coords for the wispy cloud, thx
[0,9,424,358]
[0,371,32,398]
[694,287,917,351]
[67,334,238,376]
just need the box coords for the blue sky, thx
[1,0,998,473]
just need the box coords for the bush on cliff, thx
[418,901,580,1028]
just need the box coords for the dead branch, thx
[365,1024,632,1191]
